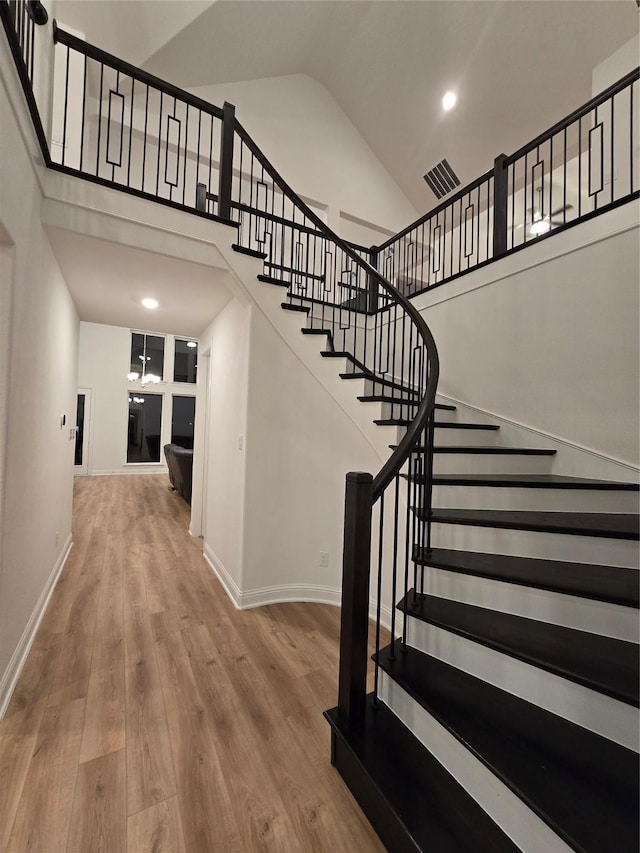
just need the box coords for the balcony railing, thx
[375,68,639,299]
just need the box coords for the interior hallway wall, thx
[0,41,80,712]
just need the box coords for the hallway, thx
[0,474,384,852]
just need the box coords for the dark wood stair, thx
[398,591,639,705]
[429,473,640,491]
[231,243,267,259]
[423,508,640,540]
[375,642,639,853]
[324,701,520,853]
[412,546,640,608]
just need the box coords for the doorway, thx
[73,388,91,475]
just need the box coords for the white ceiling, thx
[46,227,233,338]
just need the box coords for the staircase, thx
[325,397,639,853]
[3,8,638,850]
[231,234,640,852]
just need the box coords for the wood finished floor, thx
[0,474,385,852]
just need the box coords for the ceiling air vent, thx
[423,159,461,199]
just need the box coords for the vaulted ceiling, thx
[56,0,637,212]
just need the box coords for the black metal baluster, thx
[373,491,385,708]
[79,52,87,172]
[141,84,149,192]
[388,473,400,660]
[95,62,104,177]
[182,104,190,206]
[155,90,163,196]
[126,76,134,187]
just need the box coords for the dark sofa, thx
[163,443,194,505]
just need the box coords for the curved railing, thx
[1,2,440,729]
[226,114,440,727]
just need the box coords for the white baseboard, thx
[0,534,73,719]
[203,542,342,610]
[90,467,169,476]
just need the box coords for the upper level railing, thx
[1,0,440,730]
[375,68,639,298]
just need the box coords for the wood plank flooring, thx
[0,474,385,852]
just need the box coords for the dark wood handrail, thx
[0,0,51,164]
[52,23,224,120]
[234,117,440,500]
[506,67,640,164]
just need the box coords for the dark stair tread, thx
[280,302,310,314]
[412,546,640,608]
[398,591,639,705]
[358,394,452,409]
[430,474,640,491]
[375,642,639,853]
[324,702,520,853]
[395,445,557,455]
[374,418,412,427]
[434,422,500,430]
[432,446,556,455]
[426,508,640,540]
[300,328,335,352]
[231,243,266,259]
[257,273,290,288]
[340,372,421,396]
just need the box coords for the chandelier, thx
[127,342,162,386]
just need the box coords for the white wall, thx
[414,203,640,472]
[77,321,199,475]
[189,73,419,235]
[201,294,386,607]
[199,298,251,594]
[0,42,79,715]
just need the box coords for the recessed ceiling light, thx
[442,91,457,111]
[187,341,197,348]
[141,297,158,309]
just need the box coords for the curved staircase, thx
[231,232,639,852]
[2,9,637,849]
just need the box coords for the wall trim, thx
[203,542,396,641]
[0,534,73,719]
[89,467,168,476]
[203,541,342,610]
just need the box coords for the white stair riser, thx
[361,379,418,400]
[434,428,500,447]
[378,674,576,853]
[431,521,640,569]
[403,618,639,751]
[433,454,554,475]
[432,485,640,513]
[380,401,418,420]
[417,566,639,641]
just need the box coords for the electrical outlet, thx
[319,551,329,567]
[55,531,59,548]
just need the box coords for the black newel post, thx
[337,472,374,730]
[493,153,508,258]
[217,101,235,221]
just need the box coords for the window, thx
[130,332,165,380]
[127,393,163,462]
[174,339,197,383]
[171,395,196,449]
